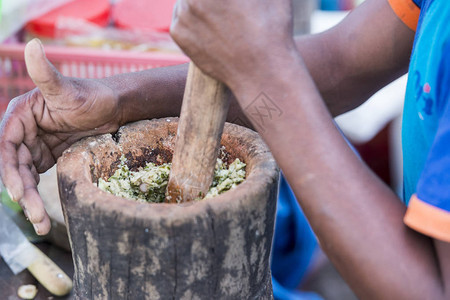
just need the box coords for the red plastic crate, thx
[0,44,188,116]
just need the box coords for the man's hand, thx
[170,0,296,91]
[0,39,122,235]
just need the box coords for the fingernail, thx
[23,206,29,220]
[33,38,43,50]
[6,188,15,202]
[33,223,40,235]
[23,206,32,222]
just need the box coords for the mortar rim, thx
[57,118,279,221]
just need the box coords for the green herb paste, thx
[98,155,246,203]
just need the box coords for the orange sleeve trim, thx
[387,0,421,31]
[404,195,450,242]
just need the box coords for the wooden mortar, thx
[57,118,279,299]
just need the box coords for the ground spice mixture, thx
[98,155,246,203]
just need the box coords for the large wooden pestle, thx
[166,63,230,203]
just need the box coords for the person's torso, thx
[402,0,450,203]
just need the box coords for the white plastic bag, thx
[0,0,73,42]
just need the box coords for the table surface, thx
[0,242,74,299]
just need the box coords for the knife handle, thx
[27,244,73,296]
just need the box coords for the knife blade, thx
[0,203,72,296]
[0,203,38,274]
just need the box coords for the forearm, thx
[100,63,252,127]
[295,0,414,116]
[229,52,445,299]
[100,64,186,124]
[100,0,414,125]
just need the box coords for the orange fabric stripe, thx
[404,195,450,242]
[387,0,421,31]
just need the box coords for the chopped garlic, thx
[98,155,246,203]
[18,285,38,299]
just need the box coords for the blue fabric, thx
[402,0,450,207]
[416,39,450,211]
[320,0,340,11]
[412,0,423,8]
[273,278,322,300]
[270,124,357,299]
[271,174,320,300]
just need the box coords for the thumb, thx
[24,39,65,97]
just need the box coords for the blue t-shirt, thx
[271,175,320,300]
[399,0,450,241]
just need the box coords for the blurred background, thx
[0,0,406,299]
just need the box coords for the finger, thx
[31,214,51,236]
[39,132,71,164]
[0,103,27,201]
[172,0,180,23]
[171,0,188,32]
[19,184,51,235]
[0,140,24,203]
[30,163,40,186]
[18,165,45,225]
[17,145,51,235]
[17,143,43,223]
[24,39,64,98]
[32,138,56,174]
[170,0,197,58]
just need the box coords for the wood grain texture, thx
[167,63,230,203]
[57,119,278,299]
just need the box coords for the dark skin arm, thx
[296,0,413,116]
[106,0,416,122]
[170,0,450,299]
[99,63,251,127]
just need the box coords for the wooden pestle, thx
[166,63,230,203]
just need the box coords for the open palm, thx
[0,39,122,234]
